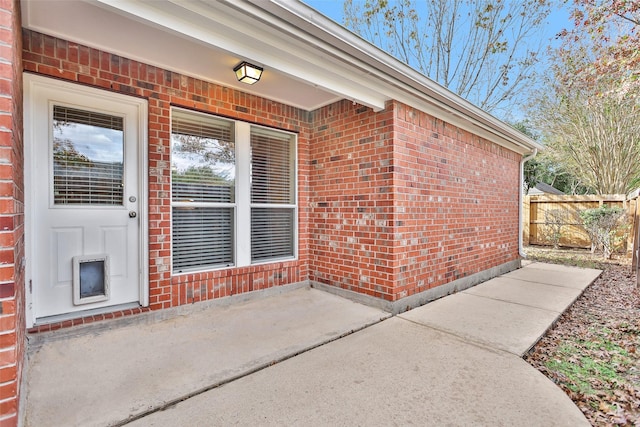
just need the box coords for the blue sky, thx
[304,0,571,119]
[304,1,571,47]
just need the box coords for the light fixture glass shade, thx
[234,61,263,84]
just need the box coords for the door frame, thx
[23,73,149,328]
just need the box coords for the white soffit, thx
[21,0,386,111]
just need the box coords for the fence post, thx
[628,197,636,259]
[631,191,639,272]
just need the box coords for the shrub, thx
[579,206,629,259]
[542,209,567,249]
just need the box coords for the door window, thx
[52,105,125,205]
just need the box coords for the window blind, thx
[54,106,123,130]
[52,105,124,205]
[251,208,294,261]
[251,129,293,204]
[172,207,234,271]
[171,110,236,272]
[250,127,295,262]
[171,111,235,203]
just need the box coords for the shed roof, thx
[528,182,565,196]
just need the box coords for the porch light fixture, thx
[234,61,263,84]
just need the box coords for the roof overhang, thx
[21,0,543,155]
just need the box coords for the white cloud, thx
[55,123,123,163]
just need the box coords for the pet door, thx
[73,255,110,305]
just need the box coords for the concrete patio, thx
[22,262,601,426]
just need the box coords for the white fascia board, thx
[92,0,388,112]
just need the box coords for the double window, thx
[171,108,296,273]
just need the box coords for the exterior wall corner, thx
[0,1,25,426]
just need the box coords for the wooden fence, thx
[523,194,635,253]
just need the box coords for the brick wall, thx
[22,30,311,332]
[391,102,521,300]
[309,100,521,302]
[309,100,397,299]
[0,1,23,425]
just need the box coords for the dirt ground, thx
[524,246,640,426]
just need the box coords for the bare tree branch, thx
[343,0,551,115]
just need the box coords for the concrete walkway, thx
[23,262,601,426]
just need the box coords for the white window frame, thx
[249,125,298,264]
[170,108,298,274]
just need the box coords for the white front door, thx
[25,75,148,323]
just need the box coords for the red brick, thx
[0,165,12,180]
[0,97,11,115]
[0,414,17,427]
[0,364,15,383]
[0,232,14,247]
[0,215,12,231]
[0,331,15,347]
[0,79,10,98]
[0,282,13,299]
[0,347,15,365]
[0,396,17,418]
[0,299,14,315]
[0,378,17,401]
[0,313,14,333]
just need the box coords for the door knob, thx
[129,211,137,218]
